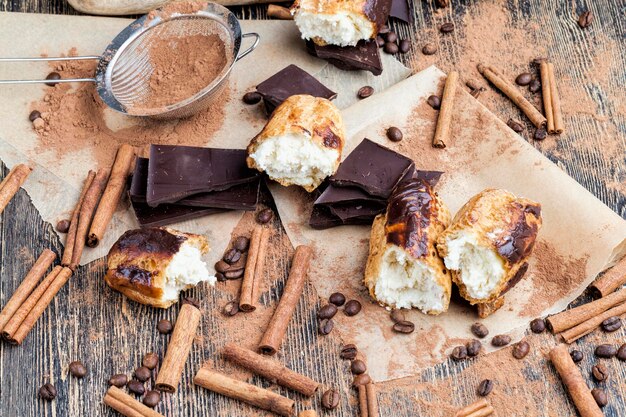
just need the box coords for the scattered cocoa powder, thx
[146,1,208,22]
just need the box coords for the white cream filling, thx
[162,241,214,304]
[442,232,505,300]
[250,133,337,189]
[293,11,374,47]
[373,246,446,313]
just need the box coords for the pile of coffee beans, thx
[108,351,162,408]
[390,309,415,334]
[338,343,372,389]
[316,292,363,336]
[376,25,411,55]
[215,235,251,283]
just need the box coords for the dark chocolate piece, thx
[306,40,383,76]
[330,139,414,198]
[390,0,411,22]
[309,205,374,230]
[131,200,225,227]
[329,203,384,222]
[146,145,259,207]
[255,64,337,114]
[363,0,393,31]
[315,184,386,206]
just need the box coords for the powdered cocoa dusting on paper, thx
[146,1,208,22]
[30,52,230,168]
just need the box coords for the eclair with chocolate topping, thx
[364,178,451,314]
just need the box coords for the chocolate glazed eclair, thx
[364,178,452,315]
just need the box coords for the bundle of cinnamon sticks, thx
[358,383,380,417]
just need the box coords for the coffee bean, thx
[392,320,415,334]
[134,366,151,382]
[529,318,546,333]
[595,344,617,358]
[142,352,159,370]
[533,127,547,141]
[357,85,374,99]
[439,23,454,33]
[233,236,249,252]
[570,349,584,363]
[435,0,449,7]
[422,43,438,55]
[216,272,226,282]
[385,32,398,43]
[181,296,200,308]
[329,292,346,306]
[127,379,145,395]
[108,374,128,387]
[243,92,262,105]
[223,300,239,316]
[427,95,441,110]
[321,388,340,410]
[491,334,511,347]
[578,11,593,29]
[617,343,626,361]
[601,316,621,332]
[352,373,371,386]
[515,73,532,86]
[257,208,273,224]
[466,339,482,357]
[340,344,358,360]
[399,39,411,54]
[143,390,161,408]
[45,72,61,87]
[29,110,42,122]
[477,379,493,396]
[471,323,489,339]
[451,345,467,361]
[215,260,230,273]
[591,388,608,408]
[69,361,87,378]
[386,127,403,142]
[390,309,406,323]
[318,304,338,320]
[157,319,173,334]
[319,319,334,335]
[344,300,362,316]
[376,36,385,47]
[529,79,541,93]
[224,268,244,279]
[507,119,524,133]
[350,359,367,375]
[223,248,241,264]
[470,88,485,99]
[39,383,57,401]
[592,363,608,382]
[384,42,399,54]
[512,341,530,359]
[55,219,70,233]
[379,25,390,35]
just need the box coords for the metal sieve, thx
[0,2,260,119]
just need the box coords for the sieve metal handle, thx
[0,55,99,84]
[236,33,260,62]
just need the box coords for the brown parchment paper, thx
[272,66,626,382]
[0,12,410,269]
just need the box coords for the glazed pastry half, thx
[105,227,214,309]
[247,94,345,192]
[436,189,542,309]
[291,0,392,47]
[364,178,451,314]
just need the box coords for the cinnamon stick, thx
[0,164,32,215]
[549,344,603,417]
[104,386,165,417]
[539,61,554,133]
[155,303,201,392]
[0,249,56,332]
[589,256,626,298]
[546,287,626,334]
[298,411,317,417]
[258,245,313,355]
[62,170,96,267]
[454,398,494,417]
[268,4,293,20]
[366,383,379,417]
[6,266,73,345]
[87,144,135,247]
[239,226,271,312]
[70,168,108,269]
[478,64,547,129]
[547,62,564,134]
[560,301,626,343]
[194,366,295,417]
[432,70,458,149]
[358,384,369,417]
[222,343,319,396]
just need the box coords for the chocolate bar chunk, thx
[146,145,259,207]
[330,139,414,199]
[390,0,411,22]
[256,64,337,114]
[306,40,383,76]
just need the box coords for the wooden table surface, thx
[0,1,624,416]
